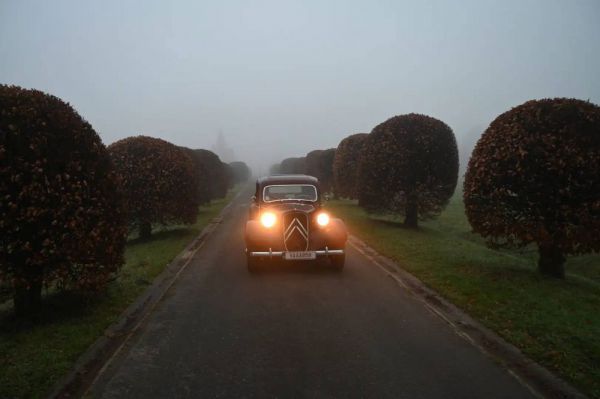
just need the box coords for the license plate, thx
[284,251,316,260]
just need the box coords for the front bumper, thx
[247,247,344,258]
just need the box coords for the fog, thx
[2,0,599,174]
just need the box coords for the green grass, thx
[327,196,600,398]
[0,192,236,399]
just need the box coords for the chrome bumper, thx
[247,247,344,258]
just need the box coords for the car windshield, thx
[263,184,318,202]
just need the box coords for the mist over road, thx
[90,185,535,399]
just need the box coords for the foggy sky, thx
[1,0,599,174]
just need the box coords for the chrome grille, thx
[283,212,309,251]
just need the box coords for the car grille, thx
[283,212,309,251]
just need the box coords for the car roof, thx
[257,174,319,186]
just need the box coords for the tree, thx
[464,98,600,278]
[358,113,459,228]
[269,163,281,175]
[109,136,199,238]
[306,149,336,194]
[179,146,211,205]
[0,85,127,316]
[193,149,230,199]
[229,161,251,183]
[279,157,306,174]
[333,133,368,199]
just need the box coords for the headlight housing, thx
[316,212,330,227]
[260,211,277,228]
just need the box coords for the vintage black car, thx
[245,175,347,272]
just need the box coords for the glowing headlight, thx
[260,211,277,228]
[316,212,330,227]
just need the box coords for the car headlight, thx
[316,212,330,227]
[260,211,277,228]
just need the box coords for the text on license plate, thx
[284,251,316,260]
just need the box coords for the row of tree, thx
[275,98,600,279]
[0,85,251,316]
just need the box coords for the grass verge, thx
[327,196,600,398]
[0,191,236,399]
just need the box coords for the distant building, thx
[212,130,235,163]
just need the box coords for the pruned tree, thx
[306,149,336,194]
[269,163,281,175]
[0,85,127,316]
[229,161,251,183]
[279,157,306,174]
[333,133,368,199]
[358,113,459,228]
[464,98,600,278]
[109,136,199,238]
[179,146,211,205]
[194,149,229,199]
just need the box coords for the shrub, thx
[0,85,127,316]
[306,148,336,194]
[358,113,459,228]
[279,157,306,174]
[179,146,211,205]
[109,136,199,238]
[194,149,229,199]
[229,161,251,183]
[333,133,368,199]
[464,98,600,278]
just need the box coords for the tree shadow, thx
[0,289,103,333]
[127,227,197,246]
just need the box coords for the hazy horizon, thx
[2,0,599,174]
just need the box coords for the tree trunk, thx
[139,221,152,239]
[404,195,418,228]
[538,244,565,278]
[14,280,42,317]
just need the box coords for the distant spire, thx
[212,129,235,162]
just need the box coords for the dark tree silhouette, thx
[333,133,368,199]
[179,146,211,205]
[464,98,600,278]
[269,163,281,175]
[109,136,199,238]
[358,113,459,228]
[306,148,336,194]
[193,149,230,199]
[279,157,306,174]
[229,161,251,183]
[0,85,127,316]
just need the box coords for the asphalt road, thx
[90,187,537,399]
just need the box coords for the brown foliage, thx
[279,157,306,174]
[0,85,127,315]
[109,136,199,236]
[306,148,336,193]
[463,98,600,277]
[333,133,368,199]
[179,147,211,205]
[229,161,251,183]
[358,114,458,227]
[193,149,230,199]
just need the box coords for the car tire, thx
[330,254,345,271]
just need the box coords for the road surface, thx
[89,186,536,399]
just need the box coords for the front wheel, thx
[329,254,345,271]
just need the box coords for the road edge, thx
[348,235,588,399]
[48,190,244,399]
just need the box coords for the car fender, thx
[320,218,347,247]
[245,219,280,249]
